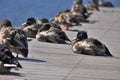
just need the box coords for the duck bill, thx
[22,22,27,26]
[72,37,78,43]
[72,37,77,41]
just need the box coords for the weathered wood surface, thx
[0,7,120,80]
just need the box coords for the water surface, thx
[0,0,119,26]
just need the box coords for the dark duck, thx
[36,23,71,44]
[0,39,22,72]
[22,17,41,38]
[72,31,112,56]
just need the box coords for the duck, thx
[85,0,100,11]
[71,0,93,23]
[72,31,112,56]
[71,0,90,19]
[22,17,41,38]
[0,37,22,72]
[99,0,114,7]
[36,23,71,44]
[54,9,81,29]
[0,19,28,58]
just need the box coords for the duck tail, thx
[16,61,22,68]
[104,45,113,57]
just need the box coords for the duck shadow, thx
[18,57,47,63]
[67,29,80,32]
[0,72,24,77]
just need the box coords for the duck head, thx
[22,17,36,27]
[37,17,49,25]
[73,31,88,43]
[75,0,83,4]
[0,19,12,28]
[38,23,51,32]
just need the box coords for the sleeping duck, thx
[36,23,71,44]
[99,0,114,7]
[71,0,90,19]
[22,17,41,38]
[0,19,28,58]
[71,0,93,23]
[54,9,81,28]
[72,31,112,56]
[85,0,100,11]
[0,38,22,72]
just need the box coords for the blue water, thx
[0,0,120,27]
